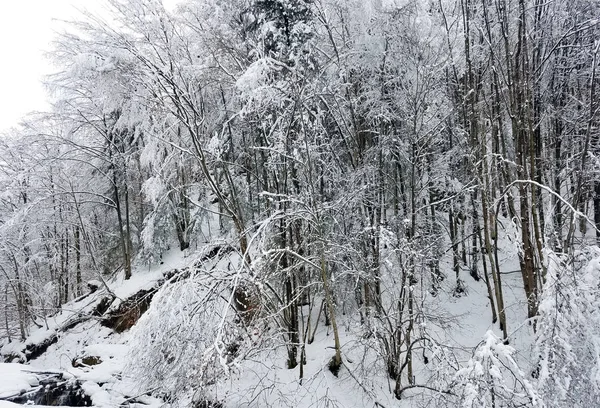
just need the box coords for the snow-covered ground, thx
[0,223,537,407]
[0,364,47,399]
[0,246,197,407]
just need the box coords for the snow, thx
[0,243,226,407]
[0,363,39,399]
[76,344,128,384]
[236,58,272,93]
[0,247,186,405]
[0,402,91,408]
[0,403,21,408]
[0,218,546,407]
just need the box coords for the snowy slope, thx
[0,225,538,408]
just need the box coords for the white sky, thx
[0,0,84,131]
[0,0,180,132]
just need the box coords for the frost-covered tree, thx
[4,0,600,405]
[534,249,600,406]
[445,331,543,408]
[127,255,252,406]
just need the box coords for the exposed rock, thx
[87,280,102,293]
[25,335,58,361]
[93,296,115,317]
[192,245,231,270]
[0,370,92,407]
[193,400,224,408]
[3,353,25,364]
[101,288,156,333]
[72,355,102,368]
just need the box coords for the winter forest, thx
[0,0,599,406]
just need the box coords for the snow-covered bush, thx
[534,248,600,406]
[126,271,246,406]
[447,330,543,408]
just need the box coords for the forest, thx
[1,0,600,406]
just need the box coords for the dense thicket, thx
[1,0,599,405]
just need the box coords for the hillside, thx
[3,221,596,407]
[0,236,523,407]
[2,0,600,406]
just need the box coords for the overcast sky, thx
[0,0,179,132]
[0,0,85,131]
